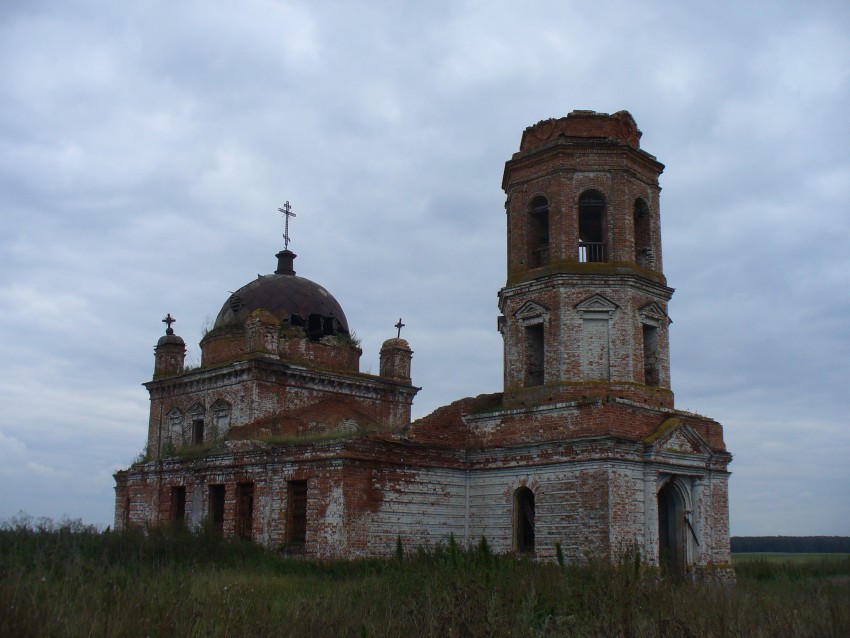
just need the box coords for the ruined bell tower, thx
[499,110,674,409]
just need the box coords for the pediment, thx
[514,301,549,320]
[211,398,231,413]
[644,417,710,456]
[188,402,205,417]
[575,294,618,314]
[639,302,668,325]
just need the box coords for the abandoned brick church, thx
[115,110,732,574]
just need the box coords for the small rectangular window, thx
[193,419,204,444]
[582,317,610,380]
[643,324,660,386]
[525,324,545,387]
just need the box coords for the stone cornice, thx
[129,429,731,476]
[503,138,664,192]
[145,356,420,401]
[498,271,674,312]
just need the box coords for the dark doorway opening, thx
[236,483,254,540]
[209,484,225,533]
[170,486,186,523]
[286,480,308,548]
[658,481,685,574]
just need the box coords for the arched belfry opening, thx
[658,480,687,574]
[634,198,653,268]
[529,196,550,268]
[514,487,535,553]
[578,190,606,262]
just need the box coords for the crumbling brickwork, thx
[116,111,732,576]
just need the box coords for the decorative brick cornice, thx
[499,271,673,311]
[145,355,419,402]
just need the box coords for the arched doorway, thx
[658,480,686,574]
[514,487,535,553]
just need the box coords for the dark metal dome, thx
[213,251,349,338]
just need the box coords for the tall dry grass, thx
[2,515,848,637]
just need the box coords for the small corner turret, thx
[380,339,413,382]
[379,319,413,383]
[153,313,186,379]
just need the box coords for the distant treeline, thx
[732,536,850,553]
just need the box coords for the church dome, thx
[157,332,185,347]
[213,250,350,338]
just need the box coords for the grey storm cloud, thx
[1,0,848,535]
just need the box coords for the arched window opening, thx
[515,487,535,553]
[658,481,685,575]
[529,196,550,267]
[634,198,653,268]
[297,313,344,341]
[578,190,606,262]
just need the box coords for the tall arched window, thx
[634,198,653,268]
[529,196,550,267]
[514,487,535,553]
[578,190,606,262]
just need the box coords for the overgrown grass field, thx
[2,517,848,637]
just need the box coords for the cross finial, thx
[162,313,176,335]
[278,201,296,250]
[395,318,405,338]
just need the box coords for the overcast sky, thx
[2,0,848,536]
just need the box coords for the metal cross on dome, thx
[395,318,405,338]
[278,201,296,250]
[162,313,176,334]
